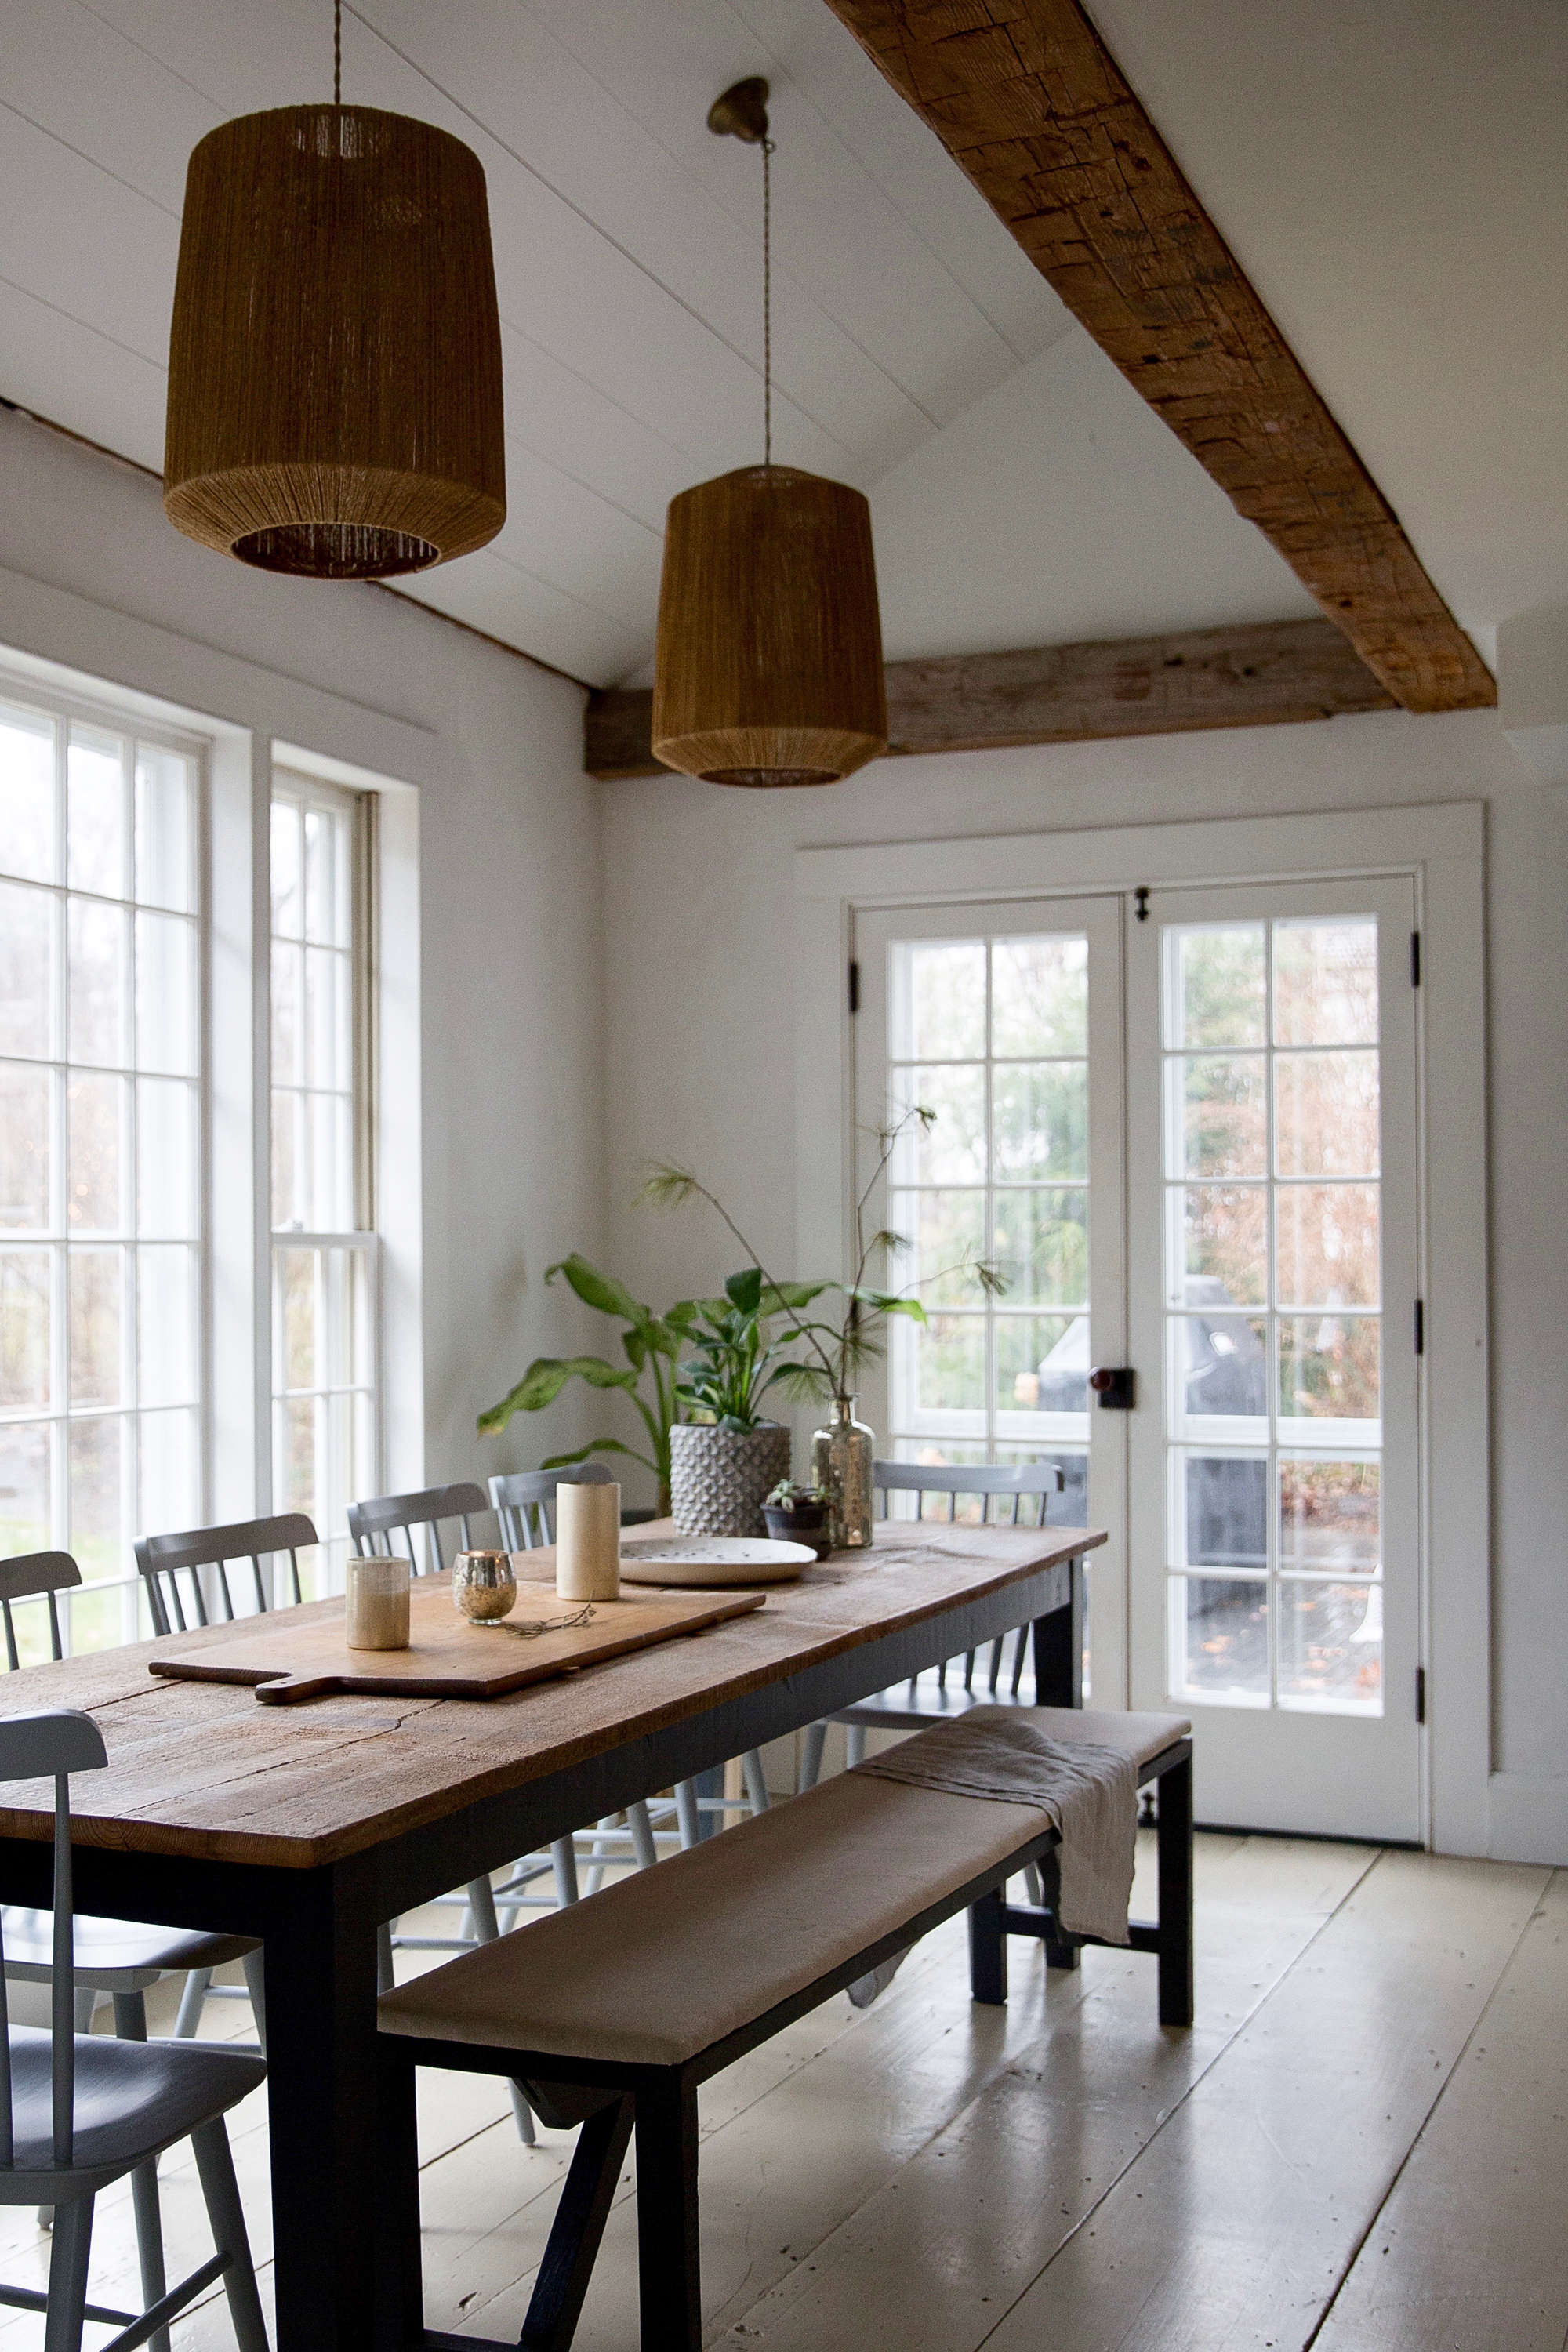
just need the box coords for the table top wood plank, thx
[0,1523,1102,1869]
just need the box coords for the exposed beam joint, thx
[815,0,1494,717]
[586,617,1393,779]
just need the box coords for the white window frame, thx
[795,802,1487,1859]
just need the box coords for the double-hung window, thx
[269,771,379,1592]
[0,691,202,1657]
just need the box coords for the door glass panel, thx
[1161,916,1384,1713]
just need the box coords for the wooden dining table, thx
[0,1517,1102,2352]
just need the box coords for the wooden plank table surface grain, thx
[0,1520,1105,1871]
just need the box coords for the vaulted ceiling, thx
[2,0,1563,689]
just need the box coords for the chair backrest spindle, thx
[135,1515,319,1638]
[488,1466,615,1555]
[872,1461,1067,1530]
[347,1483,490,1580]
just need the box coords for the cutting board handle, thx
[254,1673,333,1704]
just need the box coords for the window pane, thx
[890,1189,985,1305]
[307,1092,354,1230]
[996,1312,1087,1414]
[993,1187,1088,1306]
[137,1078,198,1239]
[134,746,193,913]
[902,941,985,1061]
[1173,1185,1266,1308]
[1279,1315,1380,1425]
[278,1247,317,1390]
[0,1421,49,1554]
[890,1066,985,1184]
[1279,1457,1379,1572]
[272,1090,302,1230]
[67,728,125,899]
[135,910,196,1076]
[993,1062,1087,1181]
[68,898,127,1067]
[1177,1452,1267,1570]
[278,1393,318,1518]
[0,879,53,1058]
[70,1246,122,1406]
[304,946,349,1091]
[68,1073,123,1232]
[0,1249,51,1410]
[0,706,56,884]
[138,1407,199,1551]
[67,1414,122,1579]
[1172,1573,1269,1700]
[1279,1579,1382,1712]
[271,800,302,936]
[1275,1051,1379,1178]
[991,936,1087,1058]
[1169,924,1265,1050]
[139,1246,198,1406]
[0,1062,49,1229]
[1174,1314,1268,1421]
[1273,920,1377,1047]
[1174,1053,1266,1178]
[272,940,302,1087]
[1275,1183,1380,1308]
[304,805,347,946]
[909,1315,985,1414]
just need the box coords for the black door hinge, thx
[1414,1298,1425,1356]
[1416,1667,1427,1725]
[1410,931,1422,986]
[848,959,860,1015]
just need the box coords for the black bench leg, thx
[374,2049,424,2350]
[968,1887,1008,2005]
[521,2093,634,2351]
[635,2074,701,2352]
[1156,1753,1195,2027]
[1037,1849,1081,1973]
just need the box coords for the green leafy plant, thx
[640,1106,1005,1406]
[477,1254,699,1512]
[765,1480,829,1512]
[673,1267,826,1432]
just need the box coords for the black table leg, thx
[263,1857,383,2352]
[1033,1554,1084,1709]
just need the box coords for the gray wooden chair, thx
[797,1462,1069,1791]
[0,1707,268,2352]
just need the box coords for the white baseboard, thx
[1487,1772,1568,1865]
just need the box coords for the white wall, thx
[601,707,1568,1864]
[0,404,606,1496]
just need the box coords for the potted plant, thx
[762,1479,833,1559]
[666,1269,821,1537]
[477,1254,700,1514]
[641,1108,1005,1548]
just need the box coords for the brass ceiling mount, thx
[706,76,770,144]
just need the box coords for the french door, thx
[852,897,1128,1690]
[852,876,1424,1842]
[1126,880,1421,1841]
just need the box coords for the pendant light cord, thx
[762,133,775,469]
[333,0,342,105]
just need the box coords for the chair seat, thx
[0,2027,266,2176]
[1,1907,257,1990]
[381,1767,1057,2071]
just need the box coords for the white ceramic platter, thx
[618,1537,816,1588]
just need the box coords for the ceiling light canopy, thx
[163,9,504,580]
[651,80,886,788]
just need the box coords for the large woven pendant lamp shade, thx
[651,81,886,787]
[164,99,505,579]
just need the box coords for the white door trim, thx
[796,800,1487,1857]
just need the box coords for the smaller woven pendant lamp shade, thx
[164,107,505,578]
[652,465,887,786]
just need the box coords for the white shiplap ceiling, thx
[2,1,1563,688]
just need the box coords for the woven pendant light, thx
[651,82,885,787]
[163,5,504,579]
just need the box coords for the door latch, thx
[1089,1366,1135,1410]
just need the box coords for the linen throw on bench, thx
[847,1710,1139,2004]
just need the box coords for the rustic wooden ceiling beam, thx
[815,0,1494,717]
[586,616,1392,779]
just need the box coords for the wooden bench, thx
[376,1706,1193,2352]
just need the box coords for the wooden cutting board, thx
[147,1580,767,1705]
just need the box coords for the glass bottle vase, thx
[811,1396,875,1550]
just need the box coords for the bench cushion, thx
[379,1770,1047,2069]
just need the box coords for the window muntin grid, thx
[1160,917,1385,1716]
[884,933,1091,1523]
[0,695,202,1654]
[269,774,377,1588]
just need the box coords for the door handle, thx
[1089,1366,1135,1410]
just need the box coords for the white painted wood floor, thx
[0,1831,1560,2352]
